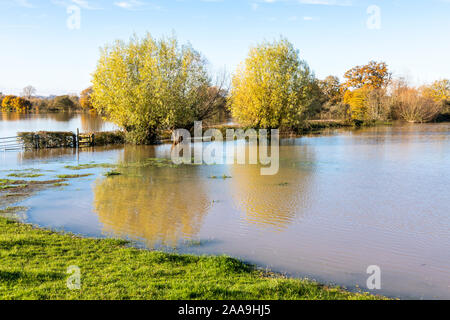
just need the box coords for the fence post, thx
[34,134,40,149]
[91,134,95,146]
[76,128,79,149]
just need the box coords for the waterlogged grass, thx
[0,179,17,186]
[52,183,69,187]
[64,163,117,171]
[7,173,44,178]
[209,175,232,179]
[0,206,28,215]
[0,207,28,221]
[104,171,121,177]
[0,217,383,300]
[0,184,28,190]
[120,158,204,169]
[56,174,94,179]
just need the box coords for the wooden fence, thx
[0,136,24,151]
[76,129,95,148]
[1,129,123,151]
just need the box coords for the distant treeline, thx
[0,93,83,113]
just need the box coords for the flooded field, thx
[1,113,449,299]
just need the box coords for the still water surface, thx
[1,113,449,299]
[0,111,117,137]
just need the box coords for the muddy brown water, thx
[1,113,449,299]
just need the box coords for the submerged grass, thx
[0,184,28,190]
[209,175,232,179]
[7,173,44,178]
[104,171,121,177]
[56,174,93,179]
[64,163,116,171]
[0,217,383,300]
[52,183,69,187]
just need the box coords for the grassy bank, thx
[0,217,383,300]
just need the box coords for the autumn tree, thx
[341,61,392,122]
[1,95,32,112]
[230,38,318,129]
[1,95,16,110]
[421,79,450,113]
[343,61,391,90]
[92,34,213,144]
[344,88,368,121]
[80,87,93,110]
[319,76,342,105]
[46,95,79,111]
[12,96,32,112]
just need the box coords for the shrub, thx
[393,88,442,123]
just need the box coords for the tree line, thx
[2,34,449,144]
[0,91,84,113]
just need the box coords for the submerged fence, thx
[0,129,125,152]
[0,136,24,151]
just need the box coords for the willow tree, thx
[91,34,211,144]
[229,38,318,130]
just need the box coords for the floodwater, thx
[0,111,117,137]
[1,112,449,300]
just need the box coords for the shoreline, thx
[0,216,385,300]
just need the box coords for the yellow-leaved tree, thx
[343,88,368,121]
[1,95,31,112]
[91,34,212,144]
[421,79,450,104]
[229,38,318,130]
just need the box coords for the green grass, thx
[0,217,383,300]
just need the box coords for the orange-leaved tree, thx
[80,87,94,110]
[342,61,391,121]
[343,61,391,90]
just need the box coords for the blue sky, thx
[0,0,449,96]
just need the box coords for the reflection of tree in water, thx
[80,112,105,133]
[94,150,211,247]
[1,111,30,121]
[46,112,77,122]
[230,144,315,231]
[0,111,77,123]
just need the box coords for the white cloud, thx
[14,0,35,8]
[51,0,101,10]
[298,0,351,5]
[114,0,161,10]
[71,0,99,10]
[257,0,352,5]
[114,0,145,10]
